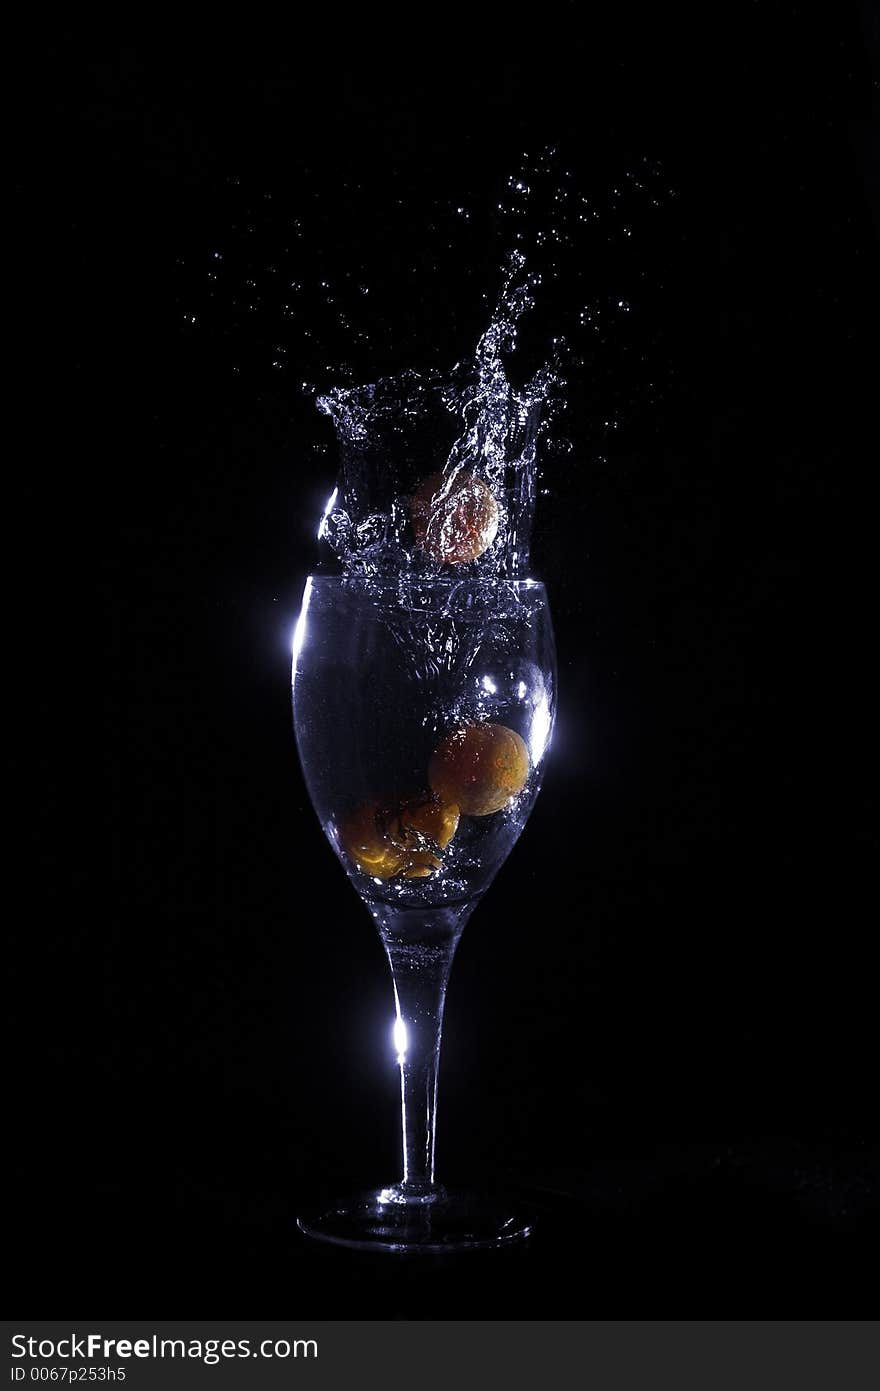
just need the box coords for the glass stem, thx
[370,904,472,1201]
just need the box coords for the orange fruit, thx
[411,470,499,565]
[337,802,406,879]
[395,794,460,850]
[428,722,530,816]
[337,797,456,880]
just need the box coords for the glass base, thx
[296,1184,534,1253]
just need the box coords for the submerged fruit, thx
[428,722,530,816]
[411,470,499,565]
[337,795,458,880]
[337,801,406,879]
[395,794,460,850]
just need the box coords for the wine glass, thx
[291,572,556,1250]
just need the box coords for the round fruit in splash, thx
[428,723,530,816]
[411,470,499,565]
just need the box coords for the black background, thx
[10,5,879,1314]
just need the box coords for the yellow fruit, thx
[337,802,406,879]
[337,796,457,880]
[395,795,460,850]
[428,723,530,816]
[411,470,499,565]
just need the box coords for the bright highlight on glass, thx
[393,1015,408,1064]
[316,487,339,541]
[290,576,313,673]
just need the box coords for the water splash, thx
[315,251,562,579]
[176,148,678,510]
